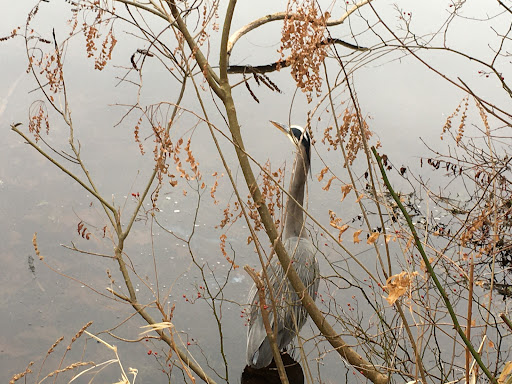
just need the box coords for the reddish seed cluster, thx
[77,221,91,240]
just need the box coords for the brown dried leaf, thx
[420,257,435,273]
[384,271,418,305]
[338,224,349,235]
[385,234,396,244]
[405,235,414,252]
[340,184,352,202]
[317,166,328,182]
[353,229,362,244]
[322,175,336,191]
[367,232,379,244]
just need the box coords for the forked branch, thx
[226,0,372,56]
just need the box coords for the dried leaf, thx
[317,166,328,182]
[420,257,435,273]
[322,176,336,191]
[385,234,396,244]
[355,193,364,203]
[339,224,350,234]
[499,361,512,384]
[384,271,418,305]
[367,232,379,244]
[353,229,362,244]
[405,235,414,252]
[340,184,352,202]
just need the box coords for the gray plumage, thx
[246,122,319,369]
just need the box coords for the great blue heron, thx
[246,121,319,369]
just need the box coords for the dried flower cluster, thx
[81,2,117,70]
[68,321,93,348]
[67,0,94,35]
[210,171,223,205]
[279,0,329,102]
[150,124,201,206]
[322,108,372,165]
[0,27,19,42]
[27,45,64,94]
[133,117,145,155]
[32,232,42,261]
[260,161,285,228]
[83,23,117,70]
[217,163,284,247]
[440,95,469,144]
[28,102,50,142]
[9,362,33,384]
[219,233,239,269]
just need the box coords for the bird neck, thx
[284,145,309,240]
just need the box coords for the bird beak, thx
[270,120,289,135]
[270,121,297,146]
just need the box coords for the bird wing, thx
[245,237,319,368]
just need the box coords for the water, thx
[1,0,511,383]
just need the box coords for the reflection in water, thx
[27,254,36,275]
[241,352,304,384]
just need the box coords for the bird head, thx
[270,121,311,168]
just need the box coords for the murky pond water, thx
[2,1,511,383]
